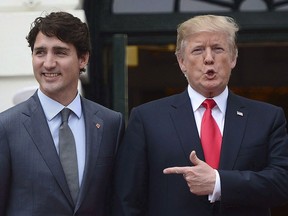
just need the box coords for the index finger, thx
[163,166,190,175]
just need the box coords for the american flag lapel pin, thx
[96,123,101,128]
[237,111,244,116]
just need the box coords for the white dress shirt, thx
[187,85,228,202]
[37,89,86,186]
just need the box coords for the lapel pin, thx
[237,111,243,116]
[96,123,101,128]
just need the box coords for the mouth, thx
[205,69,216,75]
[42,73,60,77]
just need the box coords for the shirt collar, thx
[37,89,82,121]
[187,85,228,113]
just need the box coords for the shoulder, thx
[230,92,282,111]
[127,91,190,124]
[81,97,123,119]
[0,99,32,122]
[134,91,188,112]
[228,92,285,122]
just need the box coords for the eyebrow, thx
[53,46,70,52]
[33,46,70,52]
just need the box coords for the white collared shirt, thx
[37,89,86,186]
[187,85,228,202]
[187,85,228,135]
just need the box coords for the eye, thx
[33,49,45,56]
[213,47,224,53]
[191,47,204,55]
[56,51,67,56]
[54,48,69,57]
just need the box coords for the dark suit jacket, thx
[112,89,288,216]
[0,92,125,216]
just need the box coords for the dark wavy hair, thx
[26,11,91,72]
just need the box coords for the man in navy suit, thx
[0,11,124,215]
[112,15,288,216]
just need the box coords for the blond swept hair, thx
[175,14,239,59]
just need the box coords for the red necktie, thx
[200,99,222,169]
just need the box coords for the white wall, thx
[0,0,85,112]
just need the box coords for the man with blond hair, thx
[112,15,288,216]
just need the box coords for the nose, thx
[43,53,56,69]
[203,49,214,65]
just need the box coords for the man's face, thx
[32,32,88,105]
[177,31,237,98]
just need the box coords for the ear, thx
[230,48,238,70]
[79,52,89,69]
[230,56,237,70]
[176,54,187,74]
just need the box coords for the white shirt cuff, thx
[208,169,221,203]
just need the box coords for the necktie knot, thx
[61,108,71,124]
[202,99,216,110]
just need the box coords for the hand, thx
[163,151,216,195]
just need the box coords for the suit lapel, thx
[75,99,103,211]
[219,92,248,169]
[169,91,205,163]
[169,90,248,169]
[22,94,74,206]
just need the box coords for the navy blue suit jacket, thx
[0,92,125,216]
[113,89,288,216]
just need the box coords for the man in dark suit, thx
[0,11,124,215]
[112,15,288,216]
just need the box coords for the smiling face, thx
[177,31,237,98]
[32,32,89,105]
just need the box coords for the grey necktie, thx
[59,108,79,204]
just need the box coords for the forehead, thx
[34,32,72,50]
[185,31,228,45]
